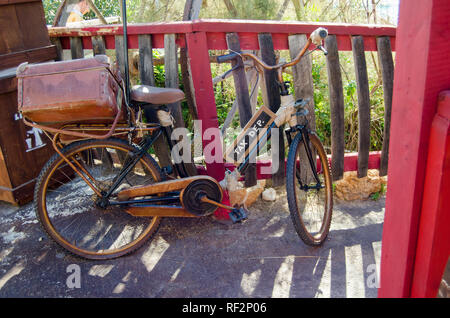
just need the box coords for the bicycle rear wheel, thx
[34,138,163,260]
[286,131,333,246]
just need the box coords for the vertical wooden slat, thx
[289,34,316,129]
[70,37,83,59]
[91,35,106,56]
[289,33,317,183]
[258,33,285,187]
[352,35,371,178]
[377,36,394,177]
[50,37,63,61]
[226,32,257,187]
[179,0,201,121]
[325,34,345,181]
[164,33,197,176]
[137,34,173,173]
[138,34,155,86]
[164,34,184,128]
[115,35,126,79]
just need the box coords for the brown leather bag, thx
[17,55,124,126]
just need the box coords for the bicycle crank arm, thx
[200,196,248,223]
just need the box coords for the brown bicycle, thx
[27,15,332,259]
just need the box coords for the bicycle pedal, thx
[229,206,248,223]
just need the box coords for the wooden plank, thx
[164,34,184,128]
[289,33,317,183]
[226,33,257,187]
[352,35,371,178]
[258,33,285,186]
[0,45,57,69]
[91,35,106,56]
[186,31,225,183]
[50,37,63,61]
[379,0,450,298]
[193,19,397,37]
[114,35,126,79]
[138,34,155,86]
[289,34,316,129]
[325,34,345,181]
[70,36,84,59]
[179,0,201,121]
[165,33,197,176]
[137,34,172,173]
[377,36,394,177]
[411,91,450,297]
[0,0,42,5]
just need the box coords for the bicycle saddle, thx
[130,85,184,105]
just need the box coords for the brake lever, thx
[317,45,328,56]
[294,98,310,108]
[221,63,242,80]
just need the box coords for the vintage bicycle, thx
[17,5,332,260]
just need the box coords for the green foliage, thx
[370,182,386,201]
[42,0,393,153]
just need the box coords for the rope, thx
[157,110,175,127]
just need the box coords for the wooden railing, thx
[47,19,396,186]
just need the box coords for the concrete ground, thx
[0,188,384,298]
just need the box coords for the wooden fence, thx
[47,19,396,186]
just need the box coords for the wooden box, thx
[0,0,57,205]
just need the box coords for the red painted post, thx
[185,31,225,181]
[378,0,450,298]
[411,92,450,297]
[185,31,229,219]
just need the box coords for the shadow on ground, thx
[0,188,385,298]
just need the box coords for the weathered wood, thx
[70,36,84,59]
[114,35,126,79]
[85,0,107,25]
[91,35,106,56]
[352,35,371,178]
[50,38,63,61]
[138,34,155,86]
[0,45,57,69]
[289,33,316,183]
[289,34,315,128]
[258,33,285,186]
[164,34,184,128]
[179,0,201,121]
[325,34,345,181]
[377,36,394,176]
[165,33,197,176]
[137,34,172,173]
[220,63,259,133]
[226,32,256,187]
[182,0,203,20]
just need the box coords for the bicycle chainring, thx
[181,178,223,216]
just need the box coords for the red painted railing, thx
[48,19,396,182]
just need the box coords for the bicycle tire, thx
[286,131,333,246]
[34,138,163,260]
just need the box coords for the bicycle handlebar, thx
[216,27,328,73]
[216,52,240,63]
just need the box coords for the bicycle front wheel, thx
[34,138,163,260]
[286,131,333,246]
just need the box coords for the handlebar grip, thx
[310,27,328,46]
[318,28,328,39]
[216,52,239,63]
